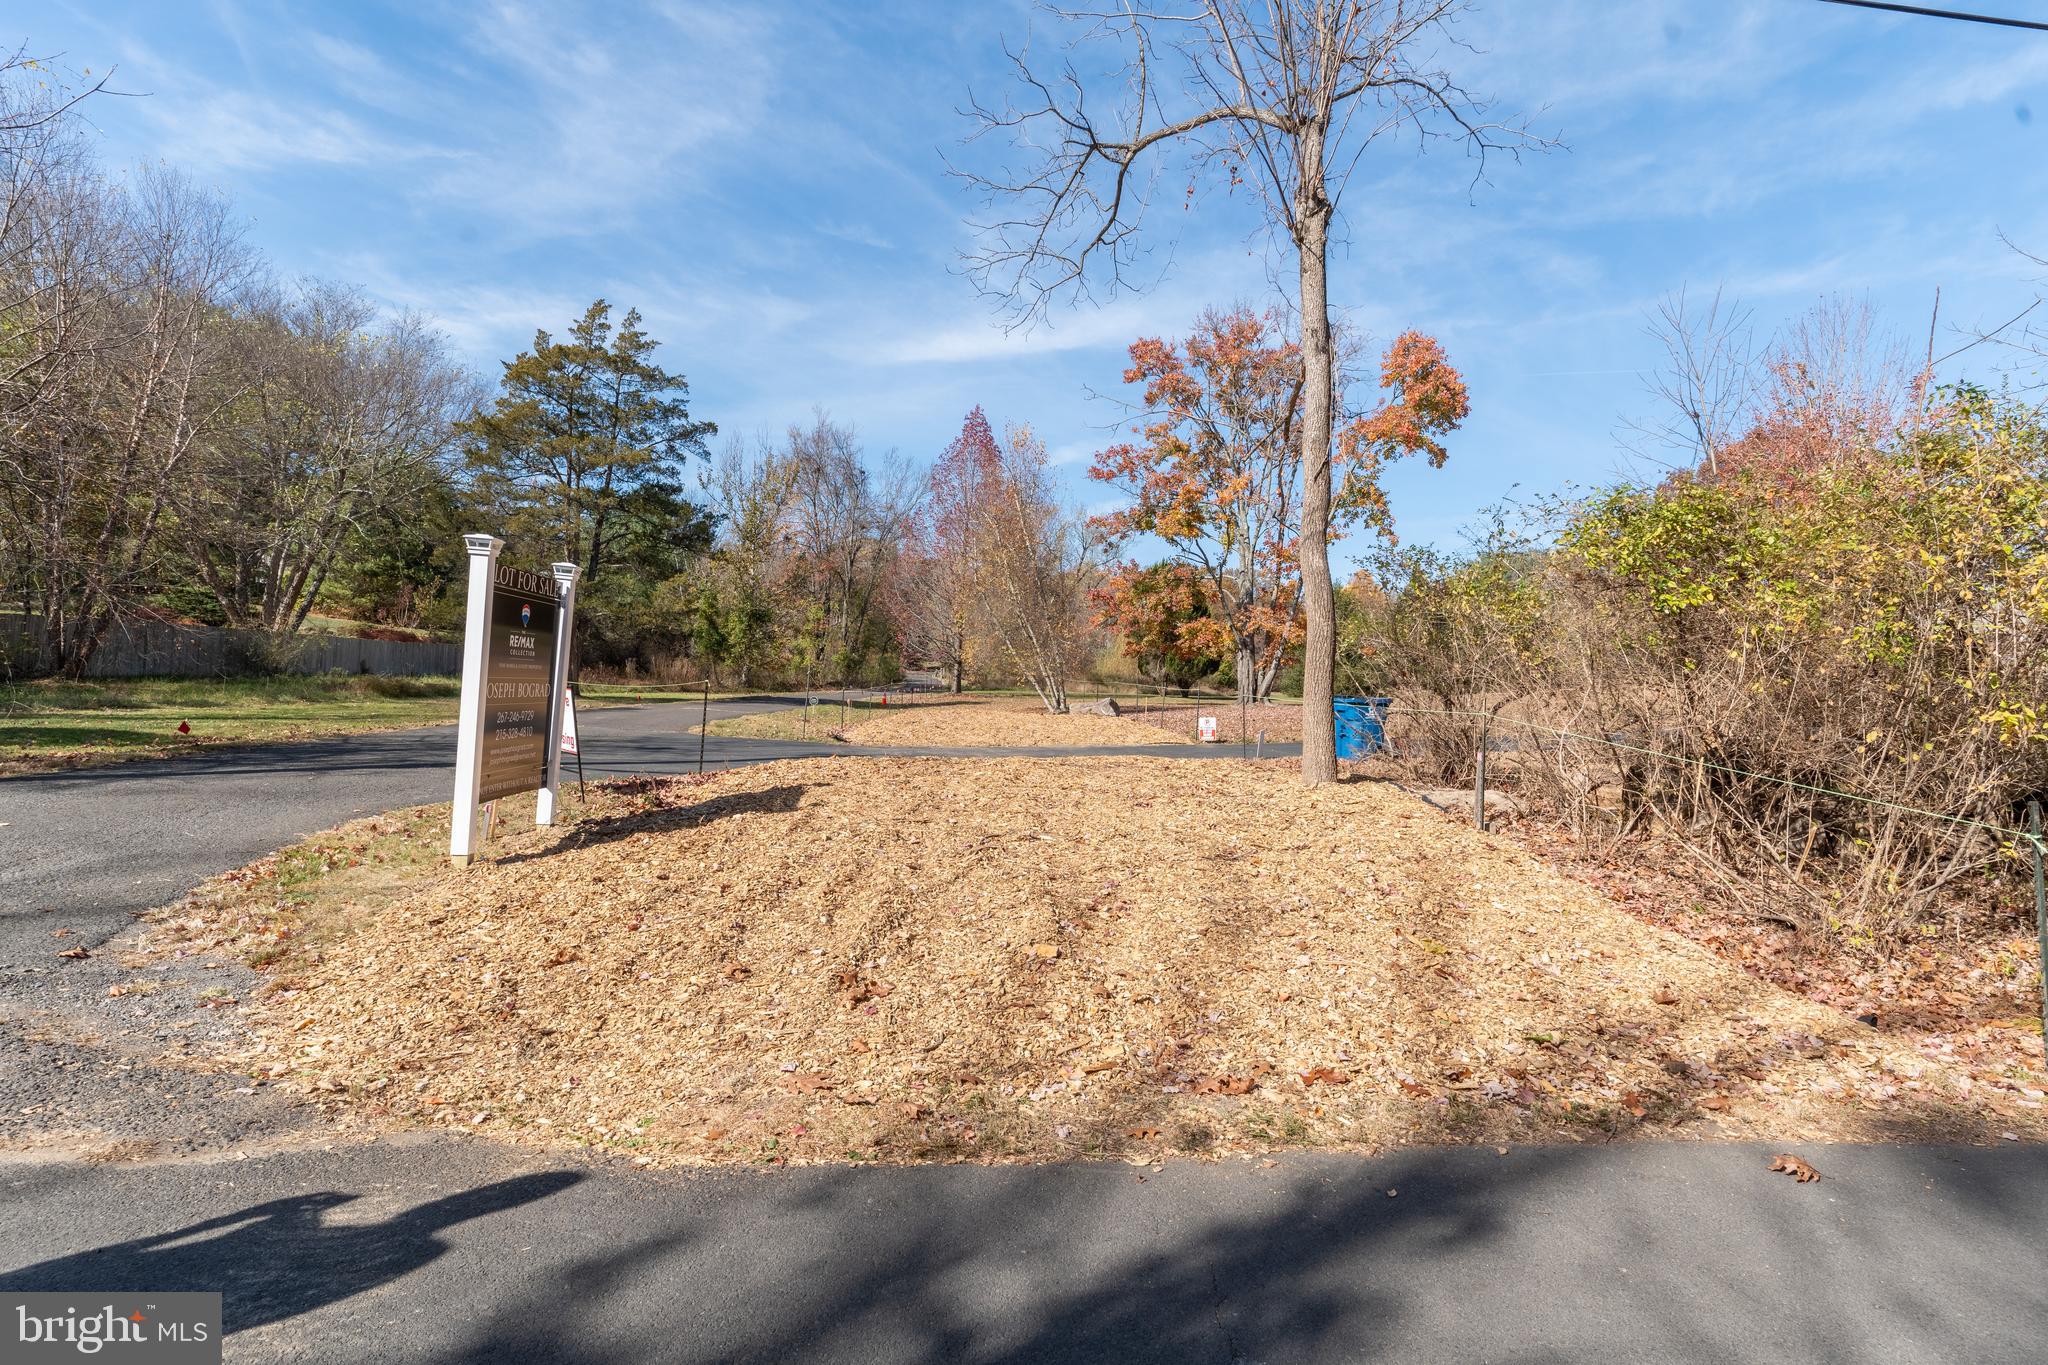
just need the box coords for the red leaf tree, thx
[894,407,1003,691]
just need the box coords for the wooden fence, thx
[1,616,460,678]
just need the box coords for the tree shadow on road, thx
[0,1171,584,1336]
[420,1143,2048,1364]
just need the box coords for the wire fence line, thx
[1370,703,2046,853]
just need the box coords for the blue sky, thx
[28,0,2048,563]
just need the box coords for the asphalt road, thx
[3,703,2040,1363]
[3,1138,2041,1363]
[0,695,818,935]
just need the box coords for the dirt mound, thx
[156,758,2042,1167]
[845,698,1184,747]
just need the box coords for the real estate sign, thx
[449,535,580,863]
[478,564,560,802]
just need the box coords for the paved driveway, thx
[3,1138,2041,1363]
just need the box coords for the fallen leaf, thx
[785,1072,836,1094]
[56,947,90,960]
[723,962,753,982]
[546,947,582,967]
[1300,1066,1352,1088]
[1699,1095,1731,1112]
[701,1128,727,1141]
[1193,1075,1254,1095]
[1653,987,1680,1006]
[1126,1126,1162,1140]
[1031,942,1059,959]
[1768,1153,1820,1183]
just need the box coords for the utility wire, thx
[1815,0,2048,31]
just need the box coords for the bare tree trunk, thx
[1297,147,1337,786]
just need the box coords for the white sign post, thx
[449,533,502,865]
[450,541,577,862]
[535,561,580,827]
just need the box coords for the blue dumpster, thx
[1333,696,1392,759]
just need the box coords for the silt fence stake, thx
[1474,744,1488,832]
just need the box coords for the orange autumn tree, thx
[1090,308,1304,703]
[1091,561,1223,693]
[1334,329,1471,537]
[1090,307,1469,703]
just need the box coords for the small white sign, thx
[559,687,579,755]
[1198,714,1218,742]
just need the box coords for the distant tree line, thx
[0,62,830,683]
[0,54,469,676]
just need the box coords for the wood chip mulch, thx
[153,757,2047,1167]
[844,698,1186,748]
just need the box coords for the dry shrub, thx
[1346,387,2048,940]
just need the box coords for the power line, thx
[1815,0,2048,31]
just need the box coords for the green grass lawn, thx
[0,674,762,776]
[577,683,749,706]
[0,674,465,776]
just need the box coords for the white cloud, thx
[816,219,894,250]
[108,36,443,174]
[423,0,782,229]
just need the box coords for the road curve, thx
[0,697,1298,942]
